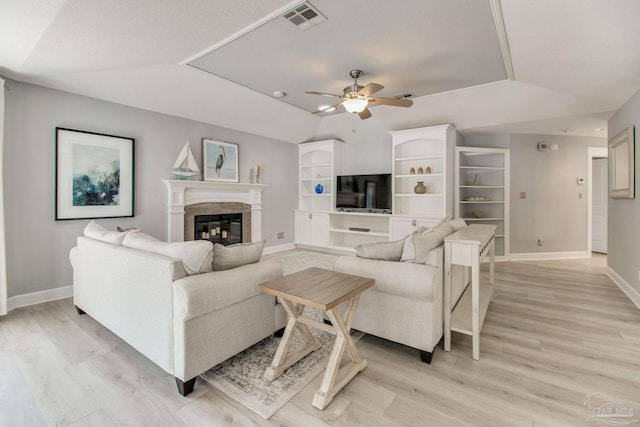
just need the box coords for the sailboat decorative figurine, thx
[172,141,200,180]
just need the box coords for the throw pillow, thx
[355,237,407,261]
[400,226,428,262]
[212,240,265,271]
[122,231,213,275]
[449,218,467,232]
[84,221,130,245]
[414,222,454,263]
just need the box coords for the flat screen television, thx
[336,174,392,214]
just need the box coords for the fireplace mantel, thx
[162,180,267,242]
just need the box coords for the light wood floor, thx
[1,254,639,426]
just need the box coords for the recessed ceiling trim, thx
[490,0,515,80]
[180,0,303,65]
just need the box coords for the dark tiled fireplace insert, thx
[183,202,252,244]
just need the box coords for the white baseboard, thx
[7,285,73,312]
[508,251,590,261]
[606,267,640,310]
[263,243,296,254]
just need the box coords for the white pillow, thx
[122,231,213,275]
[84,221,130,245]
[400,226,428,262]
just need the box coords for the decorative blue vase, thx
[315,183,324,194]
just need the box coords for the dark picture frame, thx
[55,127,135,220]
[202,138,239,182]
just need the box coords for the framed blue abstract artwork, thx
[55,127,134,220]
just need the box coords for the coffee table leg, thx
[264,298,321,381]
[312,295,367,410]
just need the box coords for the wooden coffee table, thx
[257,267,374,410]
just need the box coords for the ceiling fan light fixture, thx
[343,98,368,113]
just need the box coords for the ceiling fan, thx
[306,69,413,119]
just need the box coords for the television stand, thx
[326,211,391,252]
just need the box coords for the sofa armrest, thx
[334,256,439,302]
[173,259,282,321]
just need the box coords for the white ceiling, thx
[1,0,639,144]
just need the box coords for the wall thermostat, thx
[577,177,585,184]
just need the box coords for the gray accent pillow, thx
[414,222,454,263]
[355,237,407,261]
[212,240,265,271]
[449,218,467,232]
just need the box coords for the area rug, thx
[274,251,337,275]
[200,250,359,419]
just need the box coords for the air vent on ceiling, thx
[394,92,415,100]
[283,2,327,31]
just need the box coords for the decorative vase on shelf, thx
[409,167,415,175]
[425,166,431,174]
[417,167,423,174]
[414,181,427,194]
[315,183,324,194]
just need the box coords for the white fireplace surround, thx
[162,180,266,243]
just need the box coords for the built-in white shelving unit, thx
[389,124,456,239]
[294,125,460,252]
[455,146,510,258]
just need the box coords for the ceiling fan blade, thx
[305,91,343,98]
[358,107,372,120]
[369,97,413,107]
[358,83,384,97]
[311,101,344,115]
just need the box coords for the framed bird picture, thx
[202,138,239,182]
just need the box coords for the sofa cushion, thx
[173,259,282,321]
[334,256,437,301]
[122,231,213,275]
[212,240,265,271]
[84,221,132,245]
[355,237,406,261]
[414,222,454,263]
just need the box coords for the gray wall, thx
[608,88,640,294]
[508,134,605,253]
[341,136,391,174]
[3,80,297,298]
[463,132,606,254]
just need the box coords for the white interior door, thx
[592,158,608,253]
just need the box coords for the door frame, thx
[587,147,608,254]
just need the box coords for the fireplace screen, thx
[194,213,242,246]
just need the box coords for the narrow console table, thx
[444,224,496,360]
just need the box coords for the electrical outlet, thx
[538,238,543,247]
[578,192,583,199]
[277,232,285,239]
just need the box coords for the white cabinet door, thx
[390,217,441,240]
[295,211,329,247]
[295,212,313,245]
